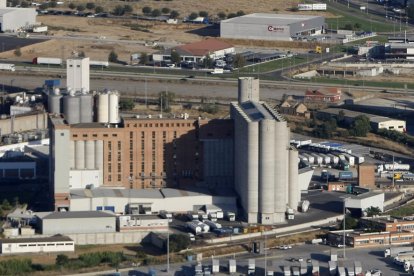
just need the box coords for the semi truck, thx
[33,57,62,65]
[0,63,15,71]
[226,211,236,221]
[187,221,202,235]
[212,259,219,273]
[378,163,410,172]
[248,259,255,275]
[229,259,236,273]
[343,153,355,166]
[327,154,339,165]
[384,247,414,257]
[339,159,350,171]
[203,220,222,230]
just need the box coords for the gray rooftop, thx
[39,211,116,220]
[222,13,322,25]
[240,101,274,122]
[0,235,73,244]
[320,108,404,123]
[346,191,384,200]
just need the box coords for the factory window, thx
[61,133,64,136]
[73,135,78,138]
[117,153,121,162]
[77,65,80,68]
[163,131,166,139]
[108,164,112,172]
[173,131,177,138]
[93,134,97,137]
[134,124,137,127]
[118,141,121,150]
[141,142,144,150]
[149,124,152,127]
[130,151,133,159]
[152,131,155,138]
[130,162,133,171]
[117,174,121,181]
[83,134,88,137]
[127,124,130,127]
[187,123,191,127]
[160,123,163,127]
[141,163,145,171]
[130,141,133,150]
[108,153,112,162]
[155,123,158,127]
[166,123,169,127]
[141,132,145,139]
[112,134,117,137]
[108,175,112,181]
[152,162,156,171]
[103,134,108,137]
[130,132,133,138]
[69,65,73,67]
[145,124,148,127]
[108,141,112,150]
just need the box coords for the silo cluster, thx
[232,77,300,225]
[48,88,62,114]
[96,90,120,124]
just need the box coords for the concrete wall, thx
[0,112,47,137]
[67,231,150,245]
[69,170,100,189]
[1,8,36,32]
[41,217,116,235]
[51,126,70,208]
[0,240,74,254]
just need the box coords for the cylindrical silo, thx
[63,91,80,124]
[108,91,119,124]
[85,140,95,169]
[79,90,93,123]
[75,140,85,169]
[259,119,275,219]
[274,121,289,223]
[95,140,104,186]
[69,140,75,169]
[246,122,259,219]
[288,149,300,210]
[97,93,109,123]
[48,88,62,114]
[238,77,259,104]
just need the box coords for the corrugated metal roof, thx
[222,13,321,25]
[41,211,115,220]
[0,235,73,244]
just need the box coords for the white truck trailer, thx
[384,247,414,257]
[0,63,15,71]
[328,154,339,165]
[248,259,255,275]
[229,259,236,273]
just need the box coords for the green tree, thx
[337,110,345,126]
[113,5,125,16]
[217,12,226,20]
[108,50,118,63]
[94,6,104,13]
[158,91,175,112]
[139,52,148,64]
[365,206,382,217]
[170,50,181,65]
[76,4,86,12]
[151,9,161,17]
[170,10,179,19]
[123,4,133,14]
[161,7,170,14]
[232,53,246,68]
[236,10,245,16]
[48,0,57,8]
[340,215,358,230]
[39,2,49,10]
[1,199,11,210]
[344,23,353,30]
[119,99,135,110]
[56,254,69,266]
[86,2,95,10]
[142,6,152,14]
[202,54,213,68]
[350,115,371,137]
[188,12,198,20]
[227,13,237,18]
[354,23,361,30]
[14,47,21,57]
[199,11,208,17]
[68,2,75,9]
[167,234,191,252]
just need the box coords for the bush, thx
[376,129,414,147]
[14,47,21,57]
[68,2,75,9]
[113,5,125,16]
[108,50,118,62]
[119,99,135,110]
[199,103,219,114]
[142,6,152,14]
[20,1,29,7]
[139,52,148,64]
[227,13,237,18]
[0,259,33,275]
[86,2,95,10]
[76,4,85,12]
[95,6,104,13]
[236,10,245,16]
[217,12,226,20]
[56,255,69,266]
[199,11,208,17]
[168,234,190,252]
[161,7,170,14]
[151,9,161,17]
[48,0,57,8]
[349,115,371,137]
[123,4,133,14]
[188,12,198,20]
[170,10,179,19]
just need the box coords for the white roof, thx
[0,8,35,15]
[221,13,322,25]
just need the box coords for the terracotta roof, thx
[306,87,341,96]
[176,39,233,57]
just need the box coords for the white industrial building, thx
[0,0,37,32]
[67,57,90,93]
[0,236,74,255]
[220,13,325,41]
[117,215,169,232]
[370,117,406,133]
[231,77,300,224]
[69,188,237,214]
[36,211,116,235]
[345,192,385,212]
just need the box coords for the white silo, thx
[63,89,81,124]
[108,91,120,124]
[85,140,95,169]
[259,119,275,220]
[75,140,85,169]
[246,122,259,220]
[238,77,259,103]
[48,88,62,114]
[288,149,300,210]
[96,92,109,123]
[69,140,75,169]
[79,88,93,123]
[95,140,104,186]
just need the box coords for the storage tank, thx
[97,92,109,123]
[246,122,259,218]
[259,119,275,217]
[79,89,93,123]
[48,88,62,114]
[288,149,299,210]
[75,140,85,169]
[274,121,289,222]
[69,140,75,169]
[238,77,259,103]
[63,90,80,124]
[95,140,104,186]
[108,91,119,124]
[85,140,95,169]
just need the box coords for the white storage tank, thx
[79,89,93,123]
[108,91,119,124]
[85,140,95,169]
[75,140,85,169]
[63,90,80,124]
[96,92,109,123]
[48,88,62,114]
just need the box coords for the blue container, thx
[187,255,193,261]
[339,171,353,180]
[45,79,61,87]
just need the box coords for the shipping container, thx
[44,79,60,87]
[248,259,255,274]
[327,154,339,164]
[328,261,337,275]
[283,266,291,276]
[32,25,48,32]
[212,259,219,273]
[90,60,109,67]
[384,247,414,257]
[339,171,353,180]
[343,153,355,166]
[33,57,62,65]
[302,153,315,164]
[311,153,323,165]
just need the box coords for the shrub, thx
[142,6,152,14]
[151,9,161,17]
[161,7,170,14]
[86,2,95,10]
[108,50,118,62]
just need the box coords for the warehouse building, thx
[344,191,385,213]
[231,77,300,224]
[0,0,37,32]
[220,13,325,41]
[0,236,74,254]
[36,211,116,235]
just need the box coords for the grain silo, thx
[238,77,259,103]
[79,88,93,123]
[48,88,62,114]
[85,140,95,169]
[96,92,109,123]
[63,89,80,124]
[95,140,104,186]
[288,148,299,210]
[69,140,75,169]
[108,91,119,124]
[274,121,289,222]
[75,140,85,169]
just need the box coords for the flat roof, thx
[320,108,404,123]
[40,211,116,220]
[0,235,73,244]
[346,191,384,200]
[221,13,322,25]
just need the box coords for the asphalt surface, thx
[0,35,47,53]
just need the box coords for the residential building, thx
[278,96,310,117]
[304,87,342,103]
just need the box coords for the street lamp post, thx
[167,230,170,274]
[343,198,347,259]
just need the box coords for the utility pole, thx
[264,233,267,276]
[167,230,170,274]
[145,77,147,108]
[343,198,346,259]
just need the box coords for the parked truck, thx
[187,221,202,235]
[248,259,255,275]
[328,154,339,165]
[228,259,236,273]
[203,220,222,230]
[312,260,320,276]
[186,212,198,221]
[32,25,48,33]
[378,163,411,172]
[283,266,291,276]
[212,259,219,273]
[90,60,109,67]
[226,211,236,221]
[339,159,350,171]
[384,247,414,257]
[354,261,363,276]
[159,210,172,222]
[343,153,355,166]
[0,63,15,71]
[33,57,62,65]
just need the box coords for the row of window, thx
[126,122,192,128]
[73,134,118,138]
[18,242,74,247]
